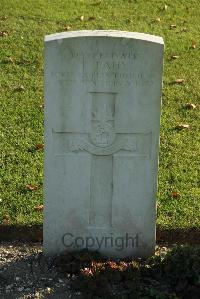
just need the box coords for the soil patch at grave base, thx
[0,224,199,245]
[0,242,199,299]
[0,241,80,299]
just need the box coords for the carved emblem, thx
[54,92,145,156]
[90,103,116,147]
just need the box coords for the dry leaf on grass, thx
[45,287,52,294]
[35,143,44,150]
[181,27,187,32]
[175,79,185,84]
[13,85,25,92]
[4,57,15,63]
[63,26,71,31]
[185,103,196,110]
[0,16,8,20]
[2,215,10,225]
[191,44,196,49]
[164,4,168,10]
[25,184,39,191]
[170,55,179,60]
[0,31,8,37]
[156,202,161,209]
[2,219,10,225]
[34,205,43,211]
[171,191,181,198]
[176,124,190,130]
[19,58,31,65]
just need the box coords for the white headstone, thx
[44,30,164,258]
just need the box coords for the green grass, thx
[0,0,199,229]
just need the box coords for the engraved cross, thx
[53,92,151,228]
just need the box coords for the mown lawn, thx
[0,0,199,229]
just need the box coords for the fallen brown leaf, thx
[0,31,8,37]
[175,79,185,84]
[19,58,31,65]
[171,55,179,60]
[185,103,196,110]
[25,184,39,191]
[13,85,25,92]
[35,143,44,150]
[63,26,71,31]
[2,219,10,225]
[156,202,161,209]
[171,191,181,198]
[164,4,168,10]
[176,124,190,130]
[34,205,43,211]
[45,287,52,294]
[3,215,10,220]
[0,16,8,20]
[3,57,15,64]
[181,27,187,32]
[2,215,10,225]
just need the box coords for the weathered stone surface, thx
[44,30,164,258]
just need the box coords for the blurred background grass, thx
[0,0,199,229]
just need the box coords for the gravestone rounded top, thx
[45,30,164,45]
[44,29,164,258]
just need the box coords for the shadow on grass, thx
[0,224,43,242]
[0,224,200,244]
